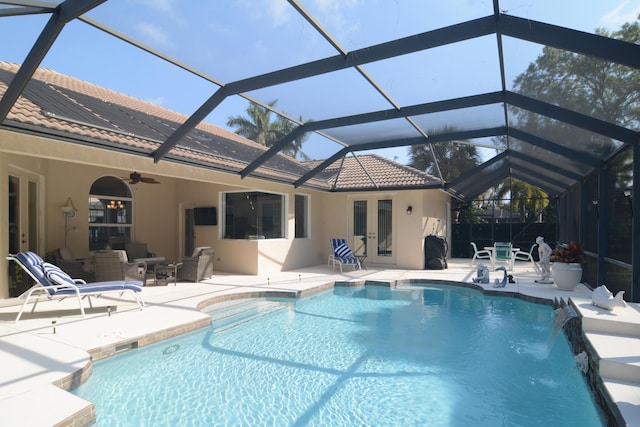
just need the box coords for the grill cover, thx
[424,235,448,270]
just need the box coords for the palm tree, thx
[493,178,549,222]
[227,100,310,160]
[408,126,482,181]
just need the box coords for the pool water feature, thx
[73,284,606,426]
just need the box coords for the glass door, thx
[8,169,41,297]
[8,172,39,254]
[352,197,394,264]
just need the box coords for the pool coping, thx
[0,263,629,426]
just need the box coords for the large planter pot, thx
[552,262,583,291]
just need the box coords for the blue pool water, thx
[73,284,605,426]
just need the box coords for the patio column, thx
[632,142,640,302]
[596,166,608,286]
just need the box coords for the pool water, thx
[73,284,605,426]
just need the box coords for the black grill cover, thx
[424,235,448,270]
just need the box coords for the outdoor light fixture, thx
[406,205,413,215]
[592,200,598,206]
[61,197,77,219]
[624,189,633,215]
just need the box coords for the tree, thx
[511,21,640,153]
[492,178,550,223]
[227,100,310,160]
[408,126,482,181]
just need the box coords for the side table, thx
[154,262,181,286]
[356,256,367,270]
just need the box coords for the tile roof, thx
[0,62,442,191]
[304,155,442,191]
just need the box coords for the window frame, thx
[221,190,286,240]
[294,193,310,239]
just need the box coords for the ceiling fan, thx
[122,172,160,185]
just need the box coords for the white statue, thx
[535,236,553,284]
[472,264,490,284]
[592,285,627,311]
[493,266,507,288]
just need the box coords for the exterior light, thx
[406,206,413,215]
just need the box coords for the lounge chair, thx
[7,251,144,322]
[328,238,362,272]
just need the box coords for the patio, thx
[0,259,638,426]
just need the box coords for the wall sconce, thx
[624,189,633,215]
[61,197,77,219]
[107,200,125,210]
[592,200,599,218]
[406,205,413,215]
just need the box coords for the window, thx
[295,194,309,238]
[222,191,284,239]
[88,176,132,250]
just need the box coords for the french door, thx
[8,168,41,255]
[351,197,395,265]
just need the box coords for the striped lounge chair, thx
[328,238,362,272]
[7,251,144,322]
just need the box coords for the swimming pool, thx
[73,284,605,426]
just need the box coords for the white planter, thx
[552,263,583,291]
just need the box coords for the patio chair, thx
[178,247,214,282]
[514,244,541,272]
[328,238,361,272]
[491,242,514,271]
[94,250,147,282]
[125,242,156,260]
[55,247,94,282]
[470,242,491,266]
[7,251,144,322]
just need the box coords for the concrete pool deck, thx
[0,259,638,426]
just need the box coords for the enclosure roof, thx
[0,0,638,199]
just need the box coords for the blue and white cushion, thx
[41,262,76,291]
[334,243,353,258]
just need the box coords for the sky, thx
[0,0,638,165]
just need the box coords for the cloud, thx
[236,0,292,27]
[136,0,177,18]
[135,21,171,47]
[601,1,640,29]
[144,96,165,106]
[312,0,363,40]
[266,0,291,26]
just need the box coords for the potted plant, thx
[551,241,584,290]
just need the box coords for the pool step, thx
[586,332,640,383]
[572,297,640,426]
[207,299,291,333]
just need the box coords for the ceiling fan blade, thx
[141,177,160,184]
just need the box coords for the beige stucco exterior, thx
[1,129,451,299]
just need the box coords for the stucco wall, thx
[1,129,452,298]
[320,189,451,270]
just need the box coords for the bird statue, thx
[493,266,508,288]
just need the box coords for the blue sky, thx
[1,0,638,164]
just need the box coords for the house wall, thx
[320,189,451,270]
[0,129,451,298]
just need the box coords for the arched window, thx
[88,176,133,251]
